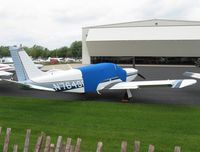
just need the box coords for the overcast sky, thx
[0,0,200,49]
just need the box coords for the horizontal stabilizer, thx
[101,79,196,90]
[1,79,54,91]
[183,72,200,79]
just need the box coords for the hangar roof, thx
[86,25,200,41]
[84,19,200,29]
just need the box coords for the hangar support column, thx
[132,57,135,68]
[82,28,91,65]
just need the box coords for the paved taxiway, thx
[0,65,200,105]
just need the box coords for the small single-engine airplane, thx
[5,46,196,100]
[0,64,14,79]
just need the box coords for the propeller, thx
[138,73,146,80]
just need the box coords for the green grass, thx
[0,96,200,151]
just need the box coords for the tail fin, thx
[9,46,45,82]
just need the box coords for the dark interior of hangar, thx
[91,56,200,66]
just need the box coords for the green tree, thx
[70,41,82,58]
[59,47,68,57]
[49,50,57,57]
[29,45,46,58]
[0,41,82,58]
[0,46,10,57]
[40,48,49,58]
[23,46,31,56]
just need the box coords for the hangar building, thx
[82,19,200,65]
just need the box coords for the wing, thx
[0,71,13,77]
[183,72,200,79]
[99,79,196,91]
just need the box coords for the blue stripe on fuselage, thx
[78,63,127,93]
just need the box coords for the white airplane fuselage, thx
[23,64,138,93]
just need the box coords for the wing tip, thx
[173,79,197,88]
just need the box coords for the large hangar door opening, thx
[91,56,134,64]
[91,56,200,65]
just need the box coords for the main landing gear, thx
[122,89,132,102]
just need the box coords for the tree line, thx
[0,41,82,58]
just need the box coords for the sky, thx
[0,0,200,49]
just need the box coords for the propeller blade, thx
[138,73,146,80]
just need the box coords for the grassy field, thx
[0,96,200,151]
